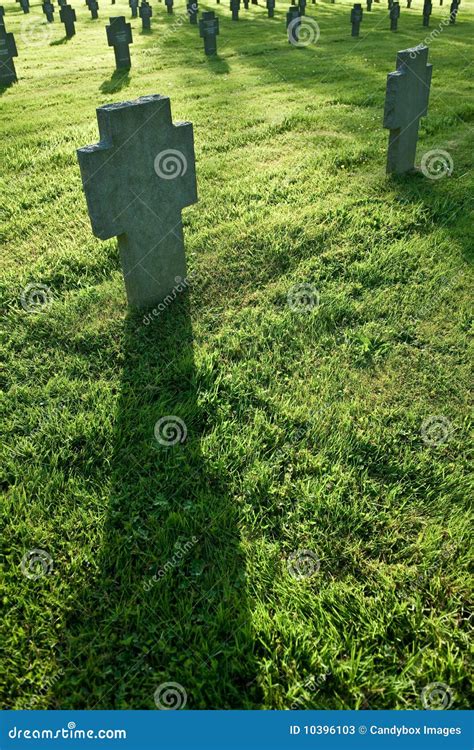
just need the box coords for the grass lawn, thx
[1,0,473,711]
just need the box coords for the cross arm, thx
[77,142,123,240]
[383,68,407,130]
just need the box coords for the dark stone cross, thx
[187,0,198,23]
[106,16,132,68]
[390,0,400,28]
[139,2,152,29]
[422,0,431,24]
[42,0,55,21]
[88,0,99,18]
[199,10,219,54]
[58,0,66,7]
[449,0,458,22]
[165,0,173,13]
[129,0,138,17]
[406,0,411,7]
[383,45,432,174]
[0,24,17,85]
[286,5,301,43]
[19,0,30,14]
[77,95,198,310]
[367,0,372,11]
[267,0,275,15]
[60,4,76,36]
[243,0,249,8]
[351,2,363,35]
[230,0,240,20]
[298,0,306,14]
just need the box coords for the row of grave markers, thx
[74,45,435,311]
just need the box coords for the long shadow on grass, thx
[52,294,260,709]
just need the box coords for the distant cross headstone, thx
[60,3,76,36]
[187,0,198,23]
[298,0,306,14]
[267,0,275,15]
[199,9,219,54]
[390,0,400,27]
[106,16,132,68]
[422,0,431,24]
[406,0,411,6]
[0,24,17,85]
[42,0,55,20]
[58,0,66,6]
[165,0,173,13]
[367,0,372,11]
[19,0,30,14]
[351,2,363,34]
[388,0,392,7]
[230,0,240,20]
[243,0,249,8]
[383,45,432,174]
[139,1,152,29]
[286,5,301,42]
[88,0,99,18]
[449,0,458,21]
[129,0,138,16]
[77,95,198,310]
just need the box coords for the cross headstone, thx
[390,0,400,27]
[388,0,392,8]
[88,0,99,17]
[187,0,198,23]
[129,0,138,17]
[298,0,306,14]
[367,0,372,11]
[422,0,431,24]
[0,24,17,85]
[286,5,301,43]
[77,95,198,310]
[165,0,173,13]
[19,0,30,14]
[383,45,432,174]
[243,0,249,8]
[351,2,363,34]
[106,16,132,68]
[406,0,411,7]
[199,10,219,54]
[42,0,55,20]
[139,1,152,29]
[267,0,275,15]
[0,6,5,25]
[230,0,240,20]
[60,3,76,36]
[449,0,458,22]
[58,0,66,7]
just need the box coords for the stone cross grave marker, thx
[449,0,458,22]
[199,10,219,54]
[230,0,240,20]
[19,0,29,14]
[129,0,138,18]
[286,5,301,43]
[390,1,400,28]
[60,3,76,36]
[351,2,363,34]
[0,24,17,85]
[367,0,373,11]
[88,0,99,18]
[298,0,306,15]
[165,0,173,13]
[106,16,132,68]
[77,95,198,309]
[422,0,432,24]
[267,0,275,16]
[383,45,432,174]
[139,1,152,29]
[187,0,198,23]
[42,0,54,21]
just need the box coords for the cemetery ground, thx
[1,0,473,712]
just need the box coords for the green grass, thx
[1,0,473,711]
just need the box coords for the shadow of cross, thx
[77,95,198,309]
[383,45,433,175]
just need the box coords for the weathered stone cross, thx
[383,45,432,174]
[77,95,197,309]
